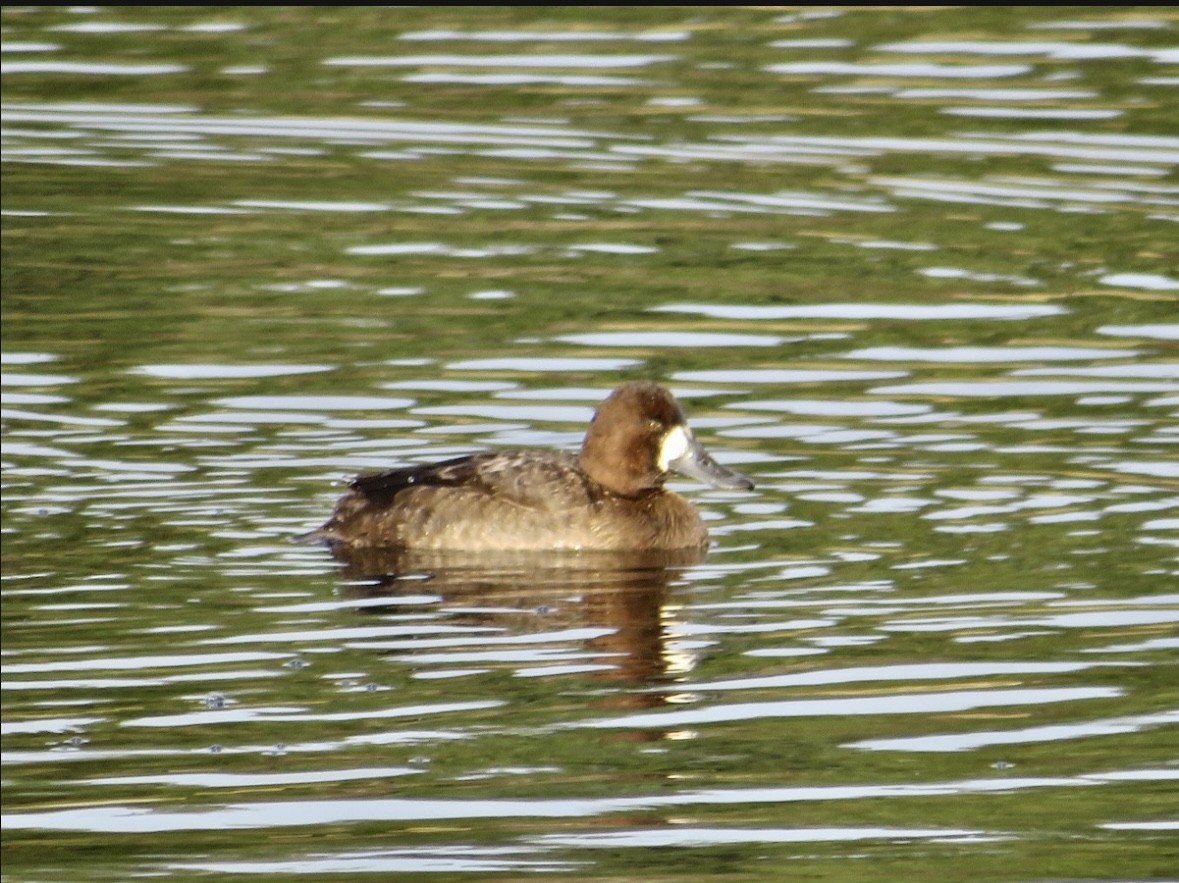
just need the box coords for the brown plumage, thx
[300,381,752,552]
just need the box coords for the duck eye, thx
[647,418,663,433]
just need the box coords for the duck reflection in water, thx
[333,546,705,690]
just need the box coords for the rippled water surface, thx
[2,7,1177,881]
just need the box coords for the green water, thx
[3,6,1177,881]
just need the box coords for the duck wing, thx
[298,450,601,548]
[348,450,592,510]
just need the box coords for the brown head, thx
[579,381,754,498]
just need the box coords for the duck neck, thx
[579,444,663,498]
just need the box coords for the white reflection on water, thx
[348,242,538,257]
[233,199,390,212]
[0,352,57,364]
[566,242,658,254]
[652,302,1064,320]
[134,363,334,379]
[1108,460,1179,479]
[1,105,609,148]
[403,73,651,87]
[876,39,1178,63]
[2,651,291,674]
[1101,820,1179,833]
[414,403,595,422]
[399,29,689,42]
[1097,324,1179,340]
[0,770,1123,832]
[350,626,616,654]
[1,61,186,75]
[49,21,167,34]
[1013,364,1179,379]
[214,395,414,410]
[880,608,1178,633]
[846,346,1139,362]
[894,87,1097,101]
[624,189,893,213]
[875,175,1174,210]
[943,108,1121,121]
[84,767,422,788]
[494,386,638,401]
[324,52,676,68]
[0,728,469,768]
[1030,18,1169,30]
[557,332,783,348]
[676,369,907,383]
[742,399,930,417]
[201,623,499,645]
[849,709,1179,753]
[1,670,281,691]
[1099,272,1179,291]
[775,134,1179,165]
[767,62,1031,78]
[582,687,1120,730]
[532,825,990,848]
[446,356,641,371]
[668,661,1101,693]
[872,380,1179,397]
[172,850,577,875]
[131,203,250,214]
[0,42,61,52]
[0,371,78,385]
[122,699,503,729]
[0,716,104,736]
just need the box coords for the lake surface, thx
[2,6,1177,881]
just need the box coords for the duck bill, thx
[662,426,754,490]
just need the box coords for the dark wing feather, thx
[348,453,495,506]
[348,450,593,510]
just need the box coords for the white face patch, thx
[657,424,693,472]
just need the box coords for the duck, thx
[301,380,753,552]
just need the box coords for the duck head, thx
[579,381,754,497]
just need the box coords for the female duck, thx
[302,381,752,552]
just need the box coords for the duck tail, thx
[292,525,334,545]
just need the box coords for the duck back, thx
[305,449,707,551]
